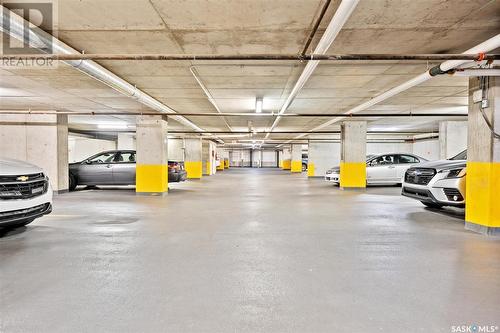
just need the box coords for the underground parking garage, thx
[0,0,499,331]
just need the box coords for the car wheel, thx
[421,201,443,209]
[69,173,77,191]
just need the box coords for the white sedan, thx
[325,153,427,185]
[0,158,53,228]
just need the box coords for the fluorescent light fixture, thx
[97,123,128,130]
[255,98,263,113]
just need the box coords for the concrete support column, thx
[278,150,283,168]
[168,138,184,162]
[308,141,340,177]
[465,76,500,235]
[135,115,168,195]
[340,121,367,189]
[202,140,216,176]
[184,138,202,179]
[223,150,230,169]
[0,114,68,193]
[282,147,291,170]
[216,148,225,171]
[439,121,468,159]
[290,144,302,173]
[117,133,136,150]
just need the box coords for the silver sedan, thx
[68,150,187,191]
[325,153,427,185]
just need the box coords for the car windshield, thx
[88,152,115,163]
[449,150,467,160]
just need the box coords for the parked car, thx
[68,150,187,191]
[401,150,466,208]
[325,153,426,185]
[0,158,52,228]
[302,153,308,171]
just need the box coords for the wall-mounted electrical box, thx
[472,89,483,103]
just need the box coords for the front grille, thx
[443,188,464,202]
[0,203,50,220]
[0,179,48,200]
[405,168,436,185]
[402,186,430,198]
[0,173,44,183]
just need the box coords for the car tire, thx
[69,173,77,191]
[421,201,443,209]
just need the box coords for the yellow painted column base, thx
[224,159,229,169]
[466,162,500,229]
[217,163,224,171]
[307,163,315,177]
[339,161,366,188]
[136,164,168,194]
[279,160,283,168]
[282,160,291,170]
[291,160,302,173]
[185,161,202,179]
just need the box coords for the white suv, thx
[0,158,53,228]
[401,150,466,208]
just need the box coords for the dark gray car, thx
[68,150,187,191]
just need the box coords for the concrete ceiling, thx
[1,0,499,144]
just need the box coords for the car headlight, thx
[445,168,466,179]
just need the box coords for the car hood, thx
[327,166,340,173]
[412,159,466,170]
[0,158,44,175]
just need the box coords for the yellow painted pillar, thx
[307,163,315,177]
[290,144,302,173]
[339,121,367,189]
[217,160,224,171]
[202,140,216,176]
[184,138,203,179]
[282,160,291,170]
[465,76,500,235]
[136,115,168,195]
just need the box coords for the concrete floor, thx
[1,168,499,332]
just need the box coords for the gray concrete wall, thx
[168,138,184,162]
[117,133,136,150]
[308,141,340,177]
[0,114,69,192]
[412,139,440,160]
[439,121,468,159]
[68,135,117,162]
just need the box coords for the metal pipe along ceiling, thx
[266,0,360,138]
[1,53,497,61]
[288,33,500,142]
[0,5,210,137]
[189,66,233,131]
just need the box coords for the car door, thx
[112,151,136,185]
[77,152,117,185]
[367,154,398,184]
[395,154,421,182]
